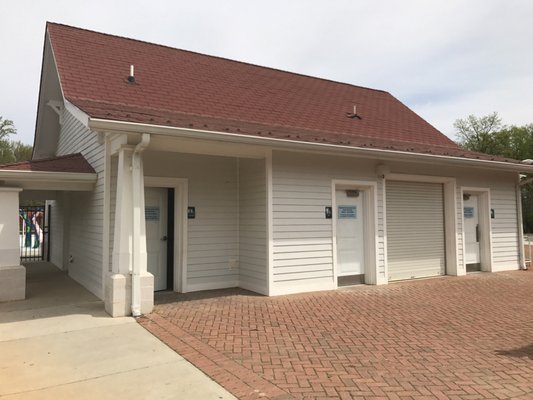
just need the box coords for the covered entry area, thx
[0,154,97,302]
[104,129,270,317]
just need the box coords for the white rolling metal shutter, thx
[386,181,446,281]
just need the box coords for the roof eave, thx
[0,170,97,191]
[88,117,533,174]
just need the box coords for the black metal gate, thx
[19,205,50,261]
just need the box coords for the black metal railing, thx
[19,205,49,261]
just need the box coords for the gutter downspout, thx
[131,133,150,317]
[516,174,527,270]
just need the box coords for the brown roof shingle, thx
[44,23,522,165]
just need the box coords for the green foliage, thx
[454,112,533,160]
[0,117,33,163]
[454,113,533,232]
[0,116,17,141]
[0,139,16,163]
[454,112,504,154]
[10,140,33,162]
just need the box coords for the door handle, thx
[161,236,168,241]
[475,225,479,242]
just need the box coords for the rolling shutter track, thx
[386,181,446,281]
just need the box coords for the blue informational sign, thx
[145,206,160,221]
[464,207,474,219]
[338,205,357,219]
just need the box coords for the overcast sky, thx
[1,0,532,145]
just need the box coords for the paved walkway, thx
[0,262,235,400]
[140,271,533,400]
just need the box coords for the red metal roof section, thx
[0,153,95,173]
[46,23,465,154]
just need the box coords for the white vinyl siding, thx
[238,159,267,294]
[490,186,520,269]
[143,152,239,291]
[386,181,446,281]
[56,109,105,298]
[271,151,384,294]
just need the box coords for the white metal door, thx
[386,181,445,281]
[336,189,365,276]
[145,187,168,291]
[464,195,480,264]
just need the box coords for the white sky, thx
[1,0,532,145]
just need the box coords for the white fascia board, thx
[88,117,533,173]
[64,99,90,127]
[0,170,97,191]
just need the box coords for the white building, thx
[1,23,531,316]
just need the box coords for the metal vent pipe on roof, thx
[128,65,135,83]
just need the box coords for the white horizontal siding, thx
[144,152,239,291]
[271,151,382,293]
[56,109,104,299]
[491,186,519,269]
[239,159,267,294]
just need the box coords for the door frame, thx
[331,180,378,286]
[145,177,188,292]
[461,187,492,272]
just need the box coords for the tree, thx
[11,140,33,162]
[0,117,17,140]
[454,113,533,232]
[0,117,33,163]
[454,112,506,154]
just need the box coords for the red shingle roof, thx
[0,153,95,173]
[44,23,519,164]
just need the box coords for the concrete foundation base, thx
[0,265,26,302]
[105,273,154,317]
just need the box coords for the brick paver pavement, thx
[138,271,533,399]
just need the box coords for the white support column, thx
[105,144,153,317]
[0,187,25,302]
[106,146,133,316]
[131,146,150,316]
[113,146,134,275]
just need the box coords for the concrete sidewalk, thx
[0,262,235,400]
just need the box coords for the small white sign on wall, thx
[338,205,357,219]
[145,206,160,221]
[464,207,474,219]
